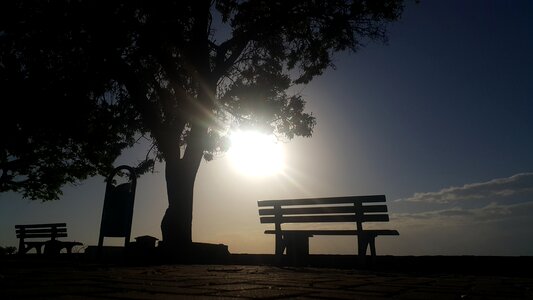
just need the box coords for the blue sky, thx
[1,0,533,256]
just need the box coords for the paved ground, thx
[2,261,533,299]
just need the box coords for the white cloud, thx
[384,173,533,255]
[403,172,533,204]
[393,201,533,224]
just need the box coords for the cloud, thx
[395,173,533,224]
[403,172,533,204]
[385,173,533,255]
[393,201,533,224]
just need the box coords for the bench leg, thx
[18,239,25,255]
[63,242,82,254]
[275,234,285,256]
[357,237,369,257]
[357,235,378,257]
[20,243,45,254]
[369,237,376,256]
[285,234,310,257]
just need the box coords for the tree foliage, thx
[1,0,404,203]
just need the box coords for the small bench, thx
[258,195,399,258]
[15,223,82,255]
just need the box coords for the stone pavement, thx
[2,262,533,299]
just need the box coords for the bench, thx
[15,223,82,255]
[258,195,399,258]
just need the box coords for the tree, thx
[1,0,404,250]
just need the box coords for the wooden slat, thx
[15,223,66,229]
[260,214,390,224]
[261,215,355,223]
[367,229,399,236]
[258,195,385,207]
[264,229,399,236]
[259,206,355,216]
[259,204,388,216]
[16,233,68,238]
[363,205,388,213]
[16,228,67,234]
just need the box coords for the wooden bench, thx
[15,223,82,255]
[258,195,399,258]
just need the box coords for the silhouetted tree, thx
[0,1,404,249]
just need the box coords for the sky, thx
[1,0,533,256]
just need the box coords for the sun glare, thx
[228,131,284,177]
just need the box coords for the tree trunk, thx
[159,1,215,249]
[160,158,195,249]
[159,123,207,252]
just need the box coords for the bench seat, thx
[264,229,399,236]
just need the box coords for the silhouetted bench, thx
[258,195,399,258]
[15,223,82,255]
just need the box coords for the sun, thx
[227,130,285,177]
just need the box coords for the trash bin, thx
[135,235,159,249]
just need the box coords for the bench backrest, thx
[258,195,390,231]
[15,223,68,241]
